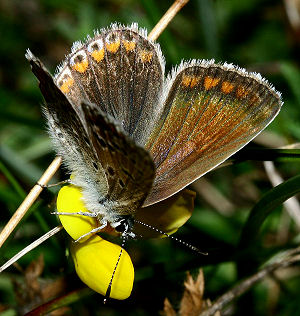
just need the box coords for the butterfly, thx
[26,22,282,237]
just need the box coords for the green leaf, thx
[238,173,300,250]
[280,62,300,106]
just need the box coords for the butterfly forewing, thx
[143,62,282,206]
[26,51,109,198]
[55,24,165,146]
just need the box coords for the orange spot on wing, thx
[204,76,220,90]
[106,40,120,53]
[182,75,200,88]
[190,77,200,88]
[91,49,105,62]
[122,40,136,52]
[221,81,234,94]
[182,76,192,87]
[73,60,89,73]
[60,77,74,94]
[140,50,153,63]
[236,86,249,98]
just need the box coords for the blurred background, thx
[1,0,300,315]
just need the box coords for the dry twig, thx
[199,247,300,316]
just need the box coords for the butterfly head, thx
[111,215,134,235]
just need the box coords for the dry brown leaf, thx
[179,269,205,316]
[41,276,68,300]
[163,298,177,316]
[163,269,209,316]
[13,255,69,315]
[24,254,44,300]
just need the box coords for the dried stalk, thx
[0,156,62,248]
[200,247,300,316]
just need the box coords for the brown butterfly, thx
[26,23,282,237]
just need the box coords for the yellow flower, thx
[56,184,195,299]
[134,189,196,238]
[57,185,133,300]
[57,185,99,242]
[71,235,134,300]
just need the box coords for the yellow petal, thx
[135,189,196,238]
[71,235,134,300]
[57,185,98,241]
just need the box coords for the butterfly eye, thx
[114,216,133,233]
[115,220,127,233]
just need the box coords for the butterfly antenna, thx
[103,229,128,304]
[134,219,208,256]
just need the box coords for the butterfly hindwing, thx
[81,102,155,213]
[143,61,282,206]
[26,51,109,195]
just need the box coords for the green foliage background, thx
[0,0,300,315]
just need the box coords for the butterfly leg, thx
[51,210,98,217]
[74,221,108,243]
[37,179,72,188]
